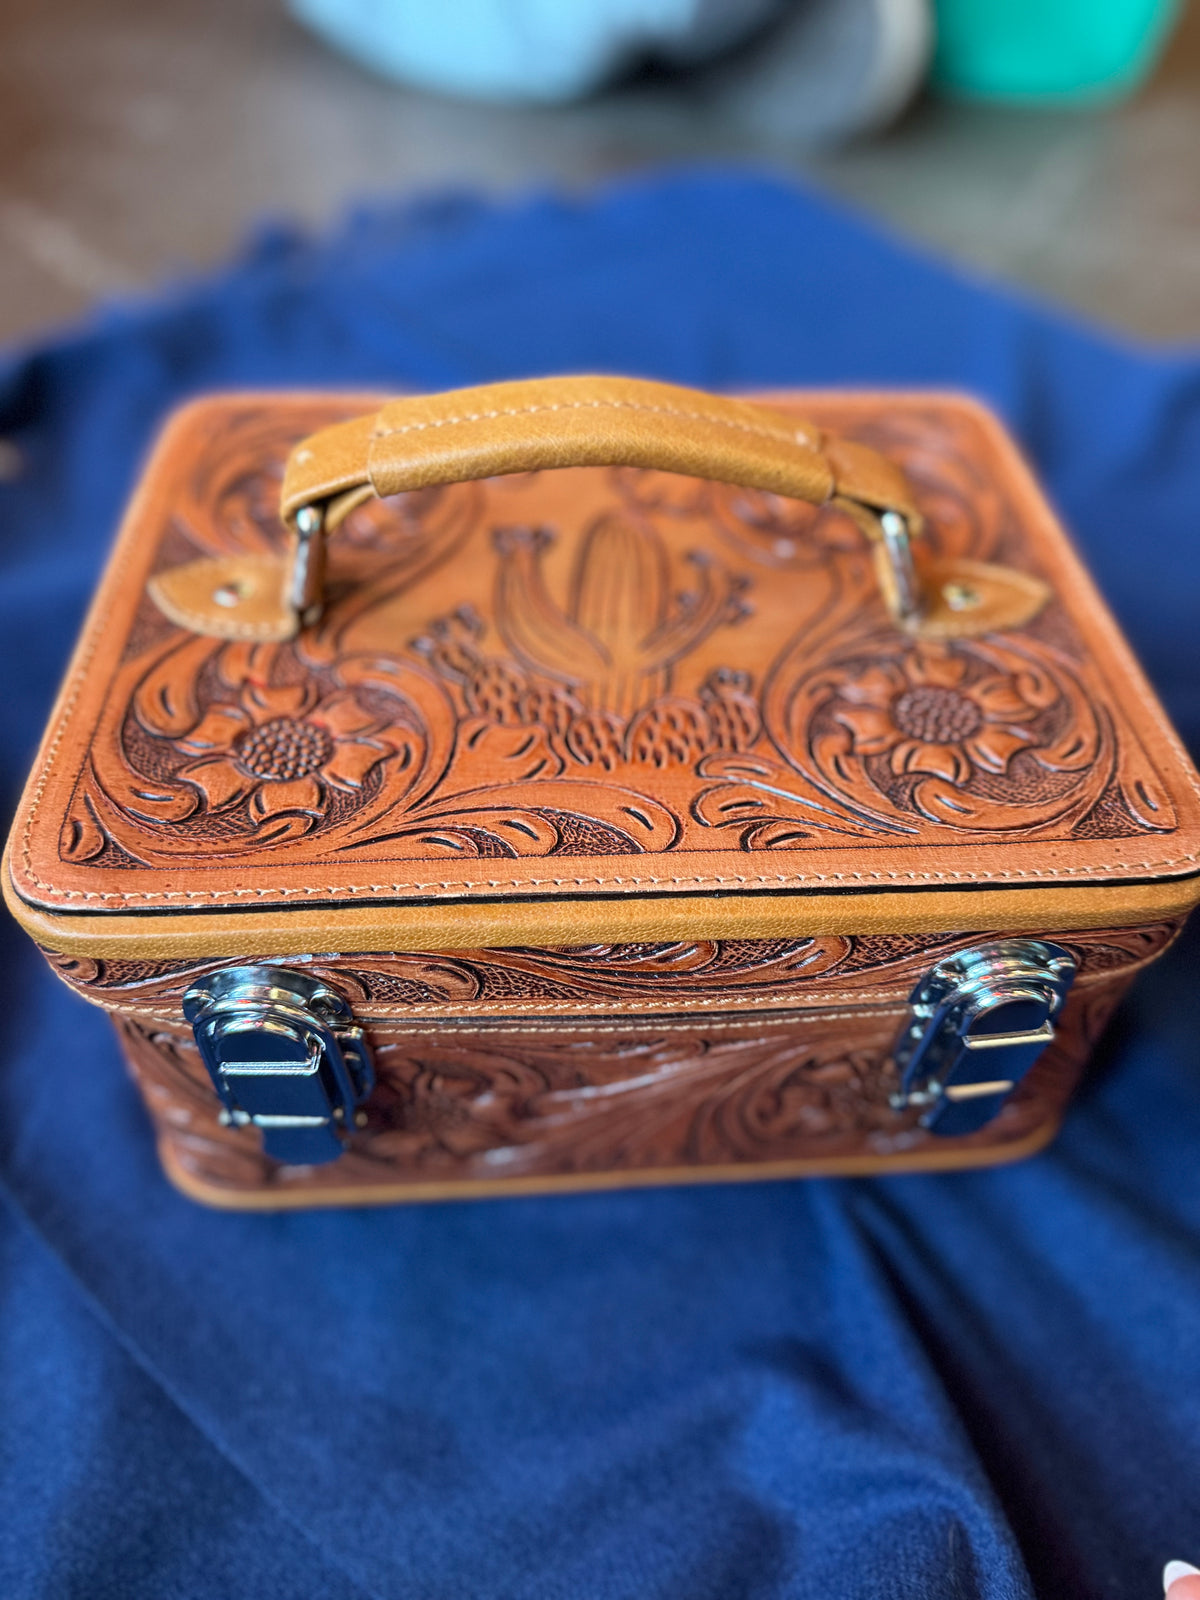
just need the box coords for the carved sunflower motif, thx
[174,679,405,829]
[831,641,1041,786]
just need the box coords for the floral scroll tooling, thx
[174,678,411,837]
[830,641,1049,787]
[59,632,455,866]
[765,630,1118,837]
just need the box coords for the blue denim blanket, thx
[1,172,1198,1599]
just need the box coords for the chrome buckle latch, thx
[183,966,373,1166]
[891,939,1076,1136]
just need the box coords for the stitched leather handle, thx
[280,374,920,534]
[278,374,924,631]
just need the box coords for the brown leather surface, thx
[8,389,1200,957]
[114,958,1134,1208]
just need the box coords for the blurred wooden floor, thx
[0,0,1198,347]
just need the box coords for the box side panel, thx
[111,951,1144,1207]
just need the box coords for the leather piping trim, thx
[13,861,1200,919]
[11,862,1199,960]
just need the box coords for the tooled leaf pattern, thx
[47,921,1183,1017]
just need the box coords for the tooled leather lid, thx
[7,388,1200,960]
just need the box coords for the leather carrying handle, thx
[154,376,1057,648]
[279,375,925,627]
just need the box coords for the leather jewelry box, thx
[6,376,1200,1208]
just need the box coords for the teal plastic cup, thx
[932,0,1181,102]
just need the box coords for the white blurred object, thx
[290,0,784,103]
[705,0,933,144]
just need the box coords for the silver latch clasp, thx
[183,966,373,1166]
[891,939,1076,1136]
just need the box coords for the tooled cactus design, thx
[494,517,750,717]
[411,513,757,771]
